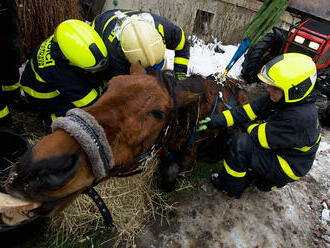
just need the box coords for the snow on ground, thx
[165,36,244,78]
[134,37,330,248]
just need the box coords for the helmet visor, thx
[257,65,276,86]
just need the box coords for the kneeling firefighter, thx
[197,53,321,198]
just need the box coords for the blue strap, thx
[224,103,232,110]
[211,95,220,115]
[211,95,232,114]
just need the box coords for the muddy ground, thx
[112,127,330,248]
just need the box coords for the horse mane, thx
[151,70,206,102]
[148,70,212,158]
[150,70,178,106]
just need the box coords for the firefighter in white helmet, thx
[197,53,321,198]
[92,9,190,80]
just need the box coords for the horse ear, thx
[130,61,146,75]
[37,153,82,190]
[176,91,200,107]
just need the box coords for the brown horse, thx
[5,63,203,216]
[5,63,247,216]
[154,72,248,190]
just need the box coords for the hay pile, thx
[47,156,174,247]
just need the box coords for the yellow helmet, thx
[54,19,108,71]
[119,15,165,69]
[258,53,317,103]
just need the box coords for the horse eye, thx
[150,109,165,120]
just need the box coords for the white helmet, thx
[120,15,165,69]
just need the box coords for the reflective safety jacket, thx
[92,9,190,79]
[0,0,21,127]
[211,93,321,180]
[20,36,106,122]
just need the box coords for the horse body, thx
[5,63,247,216]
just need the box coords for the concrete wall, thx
[102,0,296,45]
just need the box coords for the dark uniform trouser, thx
[220,133,293,197]
[0,0,21,128]
[0,68,20,128]
[0,90,11,127]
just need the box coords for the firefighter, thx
[0,0,21,129]
[20,19,109,125]
[92,9,190,80]
[197,53,321,198]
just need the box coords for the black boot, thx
[211,172,246,199]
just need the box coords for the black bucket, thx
[0,128,29,178]
[0,129,46,247]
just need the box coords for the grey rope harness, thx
[52,108,114,183]
[52,108,115,227]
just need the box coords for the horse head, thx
[157,75,248,190]
[5,63,202,216]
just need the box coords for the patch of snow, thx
[165,36,244,79]
[322,202,330,225]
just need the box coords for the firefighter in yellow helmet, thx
[92,9,190,80]
[20,20,108,125]
[197,53,321,198]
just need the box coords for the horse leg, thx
[157,157,180,192]
[177,145,198,172]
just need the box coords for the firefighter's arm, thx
[246,120,298,149]
[197,94,271,131]
[153,14,189,79]
[172,27,189,80]
[50,70,101,109]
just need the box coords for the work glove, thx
[175,71,186,81]
[197,114,228,133]
[197,117,213,132]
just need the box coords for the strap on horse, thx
[180,79,232,153]
[106,125,170,178]
[83,187,114,228]
[52,109,116,227]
